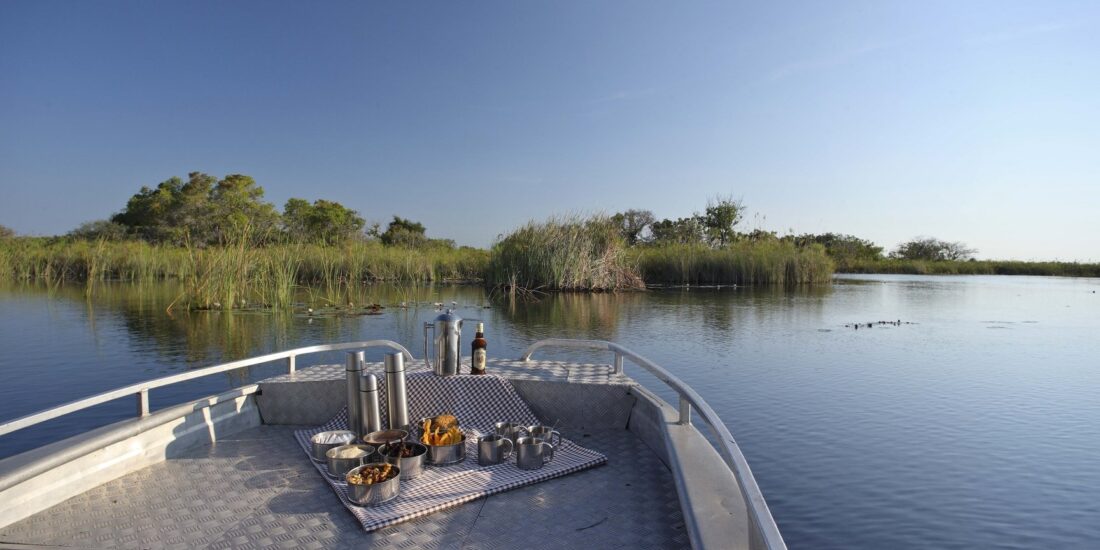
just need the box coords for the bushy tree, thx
[646,196,746,247]
[380,216,428,247]
[68,220,130,241]
[207,174,280,243]
[0,224,14,240]
[111,172,278,245]
[649,217,706,245]
[610,209,655,246]
[700,196,745,246]
[283,198,365,244]
[891,237,976,261]
[792,233,883,263]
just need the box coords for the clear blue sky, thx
[1,1,1097,260]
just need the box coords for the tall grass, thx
[839,258,1100,277]
[485,216,645,292]
[634,241,835,285]
[0,237,489,309]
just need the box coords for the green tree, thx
[208,174,279,243]
[110,177,182,242]
[649,217,705,245]
[610,209,656,246]
[791,233,883,265]
[282,198,365,244]
[380,216,428,247]
[891,237,976,261]
[700,196,745,247]
[68,220,130,241]
[111,172,277,245]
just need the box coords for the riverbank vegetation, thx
[484,216,644,294]
[485,199,835,292]
[3,172,1097,306]
[0,238,487,308]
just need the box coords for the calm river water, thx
[1,275,1098,548]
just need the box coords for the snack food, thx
[332,447,369,459]
[420,414,463,446]
[347,463,395,485]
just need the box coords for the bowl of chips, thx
[416,414,467,465]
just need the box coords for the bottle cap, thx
[477,322,484,332]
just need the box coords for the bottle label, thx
[473,349,487,372]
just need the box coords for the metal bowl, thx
[379,442,427,479]
[345,463,401,506]
[325,444,375,480]
[363,429,409,447]
[310,430,356,463]
[424,435,467,465]
[414,416,460,436]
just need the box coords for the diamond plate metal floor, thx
[0,425,687,549]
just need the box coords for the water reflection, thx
[2,276,1100,549]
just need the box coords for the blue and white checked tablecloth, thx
[293,372,608,531]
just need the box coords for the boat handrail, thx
[520,338,786,550]
[0,340,414,439]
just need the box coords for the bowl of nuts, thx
[345,462,400,506]
[379,441,427,480]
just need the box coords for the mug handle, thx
[502,438,514,461]
[542,442,554,464]
[547,430,562,449]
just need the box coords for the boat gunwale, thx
[520,338,786,550]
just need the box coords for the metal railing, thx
[0,340,414,439]
[520,338,786,550]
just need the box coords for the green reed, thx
[633,241,835,285]
[839,258,1100,277]
[0,237,488,309]
[485,216,645,292]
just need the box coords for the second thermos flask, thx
[358,373,382,435]
[384,352,409,430]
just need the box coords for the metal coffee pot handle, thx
[423,322,434,371]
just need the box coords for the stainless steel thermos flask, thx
[358,373,382,435]
[345,351,365,438]
[384,352,409,430]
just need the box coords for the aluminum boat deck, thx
[0,425,685,549]
[0,340,786,549]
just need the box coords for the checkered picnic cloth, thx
[293,372,607,532]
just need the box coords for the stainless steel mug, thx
[525,425,562,449]
[478,435,514,466]
[493,422,528,443]
[515,437,554,470]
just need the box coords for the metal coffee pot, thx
[424,310,463,376]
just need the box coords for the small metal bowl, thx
[325,444,375,480]
[413,416,461,436]
[379,442,427,479]
[310,430,356,463]
[363,429,409,447]
[346,463,401,506]
[424,435,467,465]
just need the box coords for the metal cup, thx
[525,425,562,449]
[493,422,528,443]
[478,435,514,466]
[515,437,554,470]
